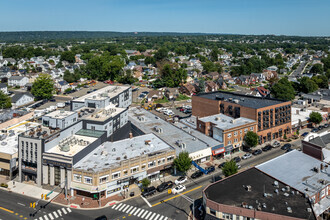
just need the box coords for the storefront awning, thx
[212,144,225,156]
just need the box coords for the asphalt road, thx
[290,61,307,78]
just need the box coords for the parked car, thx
[281,143,291,150]
[157,181,173,192]
[232,156,241,163]
[242,145,252,152]
[205,166,215,174]
[272,141,281,148]
[191,170,204,179]
[218,162,226,169]
[237,164,241,169]
[49,98,56,102]
[172,185,186,194]
[262,145,272,152]
[301,132,309,137]
[175,176,187,185]
[211,175,222,183]
[141,186,156,197]
[241,153,252,160]
[252,149,262,155]
[324,124,329,128]
[311,128,318,133]
[286,148,294,153]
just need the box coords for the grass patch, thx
[154,96,169,104]
[176,94,191,101]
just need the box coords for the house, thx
[11,92,34,108]
[220,72,232,81]
[262,69,278,80]
[164,88,179,100]
[235,75,253,85]
[205,81,219,92]
[0,83,8,94]
[267,65,278,72]
[146,90,163,102]
[0,71,11,80]
[179,83,198,96]
[216,78,227,90]
[56,80,70,92]
[8,76,29,87]
[250,73,265,82]
[205,72,220,80]
[253,86,270,98]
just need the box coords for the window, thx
[148,161,156,168]
[234,131,238,136]
[227,133,232,138]
[158,158,165,165]
[123,170,128,176]
[99,175,109,184]
[167,156,175,162]
[222,213,233,220]
[91,126,95,130]
[84,176,92,184]
[112,172,121,179]
[240,130,242,134]
[250,127,254,131]
[73,174,82,182]
[234,138,238,143]
[228,140,232,145]
[210,209,216,216]
[130,166,139,174]
[244,128,248,133]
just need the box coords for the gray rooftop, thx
[196,91,287,109]
[256,150,329,198]
[199,113,256,131]
[129,107,222,156]
[309,133,330,149]
[73,133,173,172]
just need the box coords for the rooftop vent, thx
[274,181,279,187]
[286,186,290,191]
[284,193,289,197]
[274,189,279,194]
[307,208,312,213]
[246,185,252,191]
[287,207,292,213]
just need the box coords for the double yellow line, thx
[152,185,202,207]
[0,206,14,213]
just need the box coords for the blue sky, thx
[0,0,330,36]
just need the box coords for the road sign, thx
[168,189,172,194]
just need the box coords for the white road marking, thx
[115,203,123,210]
[155,214,161,220]
[129,207,137,214]
[67,207,72,213]
[39,217,43,220]
[44,215,49,220]
[126,206,133,213]
[145,212,152,219]
[137,210,145,217]
[112,205,117,209]
[53,211,58,218]
[62,207,67,214]
[118,204,127,211]
[133,208,141,215]
[141,195,152,208]
[57,209,62,216]
[122,205,130,212]
[17,203,25,206]
[159,216,164,220]
[164,217,168,220]
[149,213,156,220]
[48,213,54,220]
[141,210,149,219]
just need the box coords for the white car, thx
[272,141,281,148]
[172,185,186,194]
[175,176,187,185]
[241,153,252,160]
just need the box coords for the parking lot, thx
[150,104,192,121]
[66,81,109,98]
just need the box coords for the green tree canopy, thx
[0,91,12,109]
[309,111,323,125]
[154,47,168,61]
[173,151,192,174]
[244,131,259,148]
[63,70,80,83]
[153,64,187,88]
[298,77,318,93]
[31,73,55,100]
[222,160,238,177]
[60,51,75,63]
[270,77,295,100]
[310,64,324,74]
[144,56,156,65]
[141,178,151,188]
[210,48,219,62]
[117,69,137,84]
[312,75,328,89]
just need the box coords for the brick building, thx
[192,91,292,144]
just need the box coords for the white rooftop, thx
[44,110,77,119]
[74,133,173,172]
[0,121,40,155]
[46,135,97,157]
[291,107,327,126]
[198,113,256,131]
[74,85,130,102]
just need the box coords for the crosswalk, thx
[111,203,168,220]
[34,207,72,220]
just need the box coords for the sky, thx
[0,0,330,36]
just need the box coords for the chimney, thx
[129,132,133,139]
[320,163,324,171]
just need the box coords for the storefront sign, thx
[43,159,72,168]
[225,145,233,152]
[212,144,225,155]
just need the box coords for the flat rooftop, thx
[129,107,222,156]
[84,105,126,122]
[44,110,77,119]
[73,85,130,102]
[256,150,329,198]
[291,107,327,126]
[46,134,97,157]
[195,91,287,109]
[204,168,315,220]
[74,133,173,172]
[199,113,256,130]
[0,121,40,155]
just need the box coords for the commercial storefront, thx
[211,144,225,159]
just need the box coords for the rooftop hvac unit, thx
[287,207,292,213]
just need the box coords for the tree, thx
[154,47,168,61]
[312,75,329,89]
[117,70,137,84]
[309,112,323,125]
[60,51,75,63]
[173,151,192,174]
[298,77,318,93]
[270,77,295,100]
[0,91,12,109]
[310,64,324,74]
[153,64,187,88]
[210,48,219,62]
[202,61,217,73]
[244,131,259,148]
[144,56,156,65]
[222,160,238,177]
[141,178,151,188]
[31,74,54,100]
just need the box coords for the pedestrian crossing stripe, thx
[111,203,169,220]
[35,207,71,220]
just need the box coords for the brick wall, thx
[301,140,323,161]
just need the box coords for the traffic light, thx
[30,202,36,208]
[41,194,44,199]
[30,203,32,208]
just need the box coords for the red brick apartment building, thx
[192,91,292,144]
